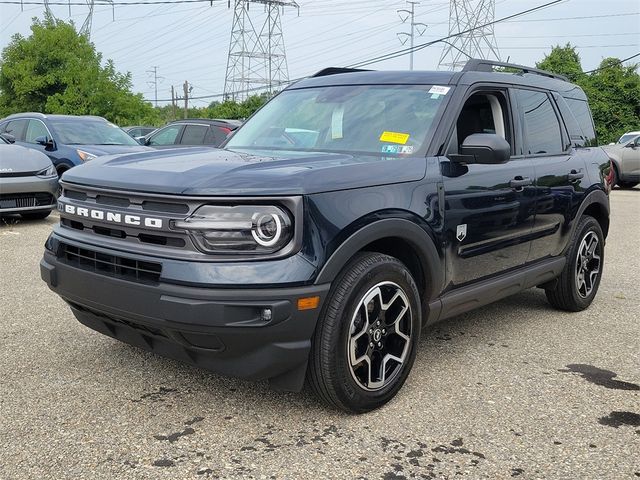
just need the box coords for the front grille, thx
[0,192,54,209]
[0,170,38,178]
[59,243,162,284]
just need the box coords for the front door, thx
[441,89,536,288]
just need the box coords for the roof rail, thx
[4,112,47,120]
[462,59,570,82]
[310,67,371,78]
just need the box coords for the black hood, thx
[0,144,53,174]
[61,147,428,195]
[63,147,426,196]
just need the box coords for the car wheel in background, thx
[308,252,421,413]
[617,181,638,189]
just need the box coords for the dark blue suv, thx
[40,60,612,412]
[0,113,151,176]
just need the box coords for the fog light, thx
[260,308,273,322]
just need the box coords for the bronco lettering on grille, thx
[60,203,163,229]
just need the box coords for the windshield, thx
[226,85,447,155]
[618,133,639,144]
[49,119,139,146]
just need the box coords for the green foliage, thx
[537,45,640,144]
[0,15,157,125]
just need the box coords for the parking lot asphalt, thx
[1,189,639,480]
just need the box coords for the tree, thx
[537,45,640,144]
[0,15,158,125]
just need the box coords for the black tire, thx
[20,210,51,220]
[545,216,604,312]
[617,181,638,189]
[308,252,421,413]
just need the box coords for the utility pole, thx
[183,81,192,119]
[147,66,163,108]
[171,85,177,121]
[397,1,427,70]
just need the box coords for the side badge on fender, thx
[456,224,467,242]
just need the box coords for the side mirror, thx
[34,136,55,150]
[625,141,638,148]
[0,132,15,143]
[135,136,147,145]
[454,133,511,165]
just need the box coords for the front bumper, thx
[40,242,330,391]
[0,175,58,214]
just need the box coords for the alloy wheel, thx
[347,281,412,391]
[575,231,601,299]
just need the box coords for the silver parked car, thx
[603,134,640,189]
[0,134,58,219]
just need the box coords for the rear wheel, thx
[308,252,421,413]
[20,210,51,220]
[545,216,604,311]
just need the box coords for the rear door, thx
[511,88,587,261]
[179,124,209,145]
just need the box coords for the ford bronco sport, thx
[41,60,611,412]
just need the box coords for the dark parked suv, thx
[0,113,151,176]
[41,60,611,412]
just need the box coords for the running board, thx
[426,256,566,325]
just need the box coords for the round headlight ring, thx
[252,213,282,247]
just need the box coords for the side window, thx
[4,119,28,141]
[563,97,597,147]
[180,124,208,145]
[148,125,182,146]
[514,89,564,155]
[448,91,511,154]
[205,126,230,146]
[25,120,50,143]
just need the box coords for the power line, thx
[583,52,640,74]
[0,0,221,4]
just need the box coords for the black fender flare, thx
[567,188,610,248]
[314,217,444,301]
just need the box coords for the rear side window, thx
[3,119,28,141]
[563,97,597,146]
[205,126,231,146]
[180,124,208,145]
[514,89,564,155]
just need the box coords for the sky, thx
[0,0,638,107]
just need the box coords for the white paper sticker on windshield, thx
[331,106,344,139]
[428,85,450,95]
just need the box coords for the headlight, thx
[36,164,57,177]
[172,205,293,254]
[77,149,97,162]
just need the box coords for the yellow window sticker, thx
[380,131,410,144]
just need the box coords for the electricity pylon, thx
[43,0,113,39]
[224,0,299,101]
[438,0,501,70]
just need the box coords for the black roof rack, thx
[462,59,570,82]
[310,67,371,78]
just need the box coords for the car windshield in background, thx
[49,119,139,146]
[618,133,638,144]
[226,85,447,155]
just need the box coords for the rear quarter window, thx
[560,96,597,147]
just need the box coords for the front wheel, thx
[545,216,604,311]
[308,252,421,413]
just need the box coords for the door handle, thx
[510,176,532,189]
[567,170,584,181]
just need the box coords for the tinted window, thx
[180,125,208,145]
[25,120,49,143]
[149,125,182,146]
[4,119,28,141]
[205,126,231,146]
[515,89,563,155]
[563,97,597,146]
